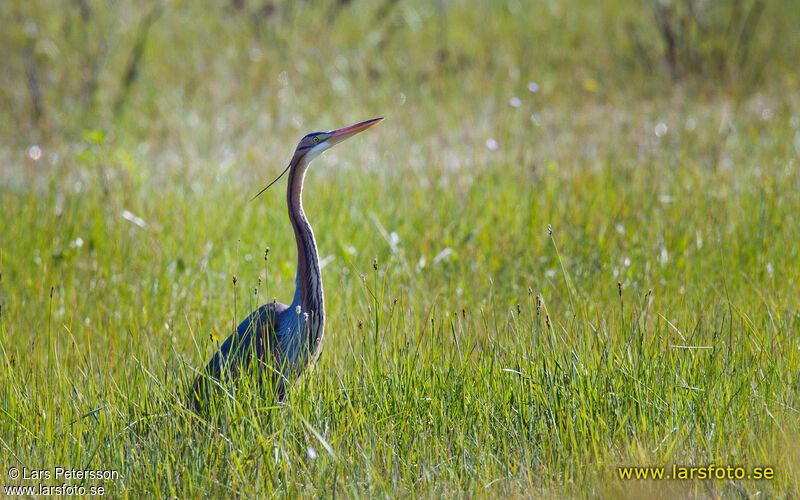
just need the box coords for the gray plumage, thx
[190,117,382,410]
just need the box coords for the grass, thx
[2,0,800,497]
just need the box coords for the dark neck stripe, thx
[286,155,323,316]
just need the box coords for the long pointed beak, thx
[327,117,383,145]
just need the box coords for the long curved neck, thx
[286,155,325,346]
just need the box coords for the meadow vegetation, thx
[1,0,800,497]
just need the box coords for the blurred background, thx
[2,0,800,359]
[3,0,800,346]
[4,0,799,149]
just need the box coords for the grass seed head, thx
[232,275,237,286]
[373,257,378,270]
[264,247,270,260]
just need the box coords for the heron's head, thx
[252,117,383,201]
[295,117,384,162]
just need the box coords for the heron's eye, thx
[313,136,320,144]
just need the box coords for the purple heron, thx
[191,117,383,408]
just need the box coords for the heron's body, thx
[191,117,381,408]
